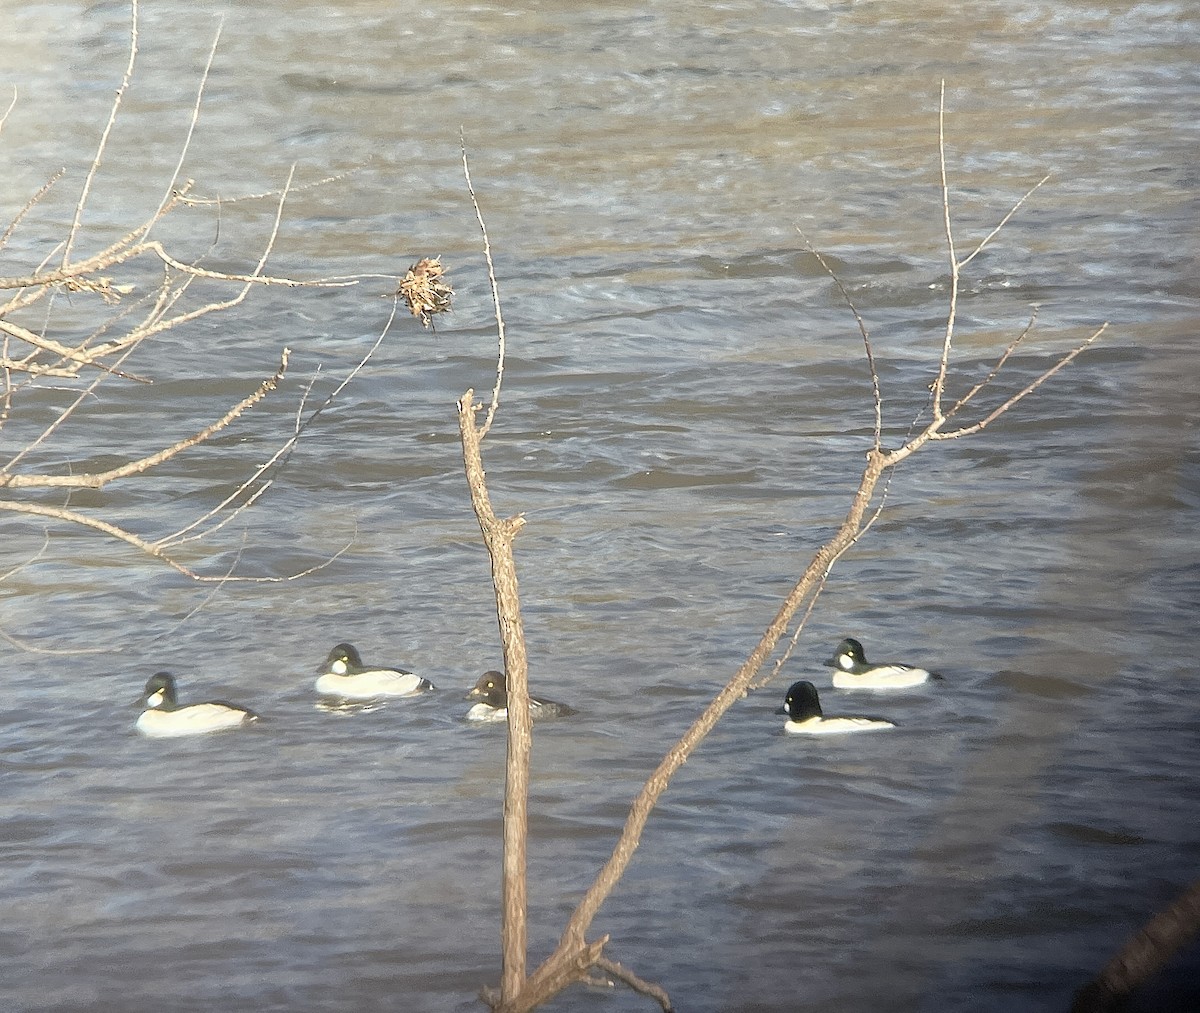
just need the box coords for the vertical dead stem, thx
[458,389,531,1001]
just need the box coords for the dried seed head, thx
[398,256,453,329]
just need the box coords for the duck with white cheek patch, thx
[824,637,939,689]
[464,670,577,723]
[136,673,259,738]
[316,643,435,700]
[776,680,895,735]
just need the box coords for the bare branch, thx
[1,170,65,256]
[750,468,898,696]
[959,173,1052,270]
[0,350,289,490]
[0,86,15,135]
[468,85,1107,1012]
[158,301,394,549]
[1,242,358,296]
[798,227,882,450]
[0,625,113,656]
[593,957,674,1012]
[0,2,401,645]
[0,317,99,366]
[148,17,224,232]
[0,332,152,476]
[0,498,353,582]
[1071,878,1200,1013]
[0,531,257,656]
[0,499,206,578]
[931,323,1108,440]
[458,387,532,1003]
[932,78,958,419]
[752,463,907,692]
[176,167,361,207]
[501,452,889,1010]
[26,186,193,291]
[0,529,50,585]
[461,134,506,439]
[63,0,139,268]
[945,308,1038,418]
[456,145,527,1004]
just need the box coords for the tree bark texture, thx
[458,390,532,1002]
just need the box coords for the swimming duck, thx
[136,672,259,738]
[464,670,577,723]
[316,643,434,699]
[824,637,936,689]
[776,680,895,735]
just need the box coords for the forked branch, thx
[0,0,402,597]
[456,143,536,1007]
[464,88,1107,1013]
[0,350,290,490]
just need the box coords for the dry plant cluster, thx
[398,255,454,329]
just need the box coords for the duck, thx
[464,670,577,723]
[776,680,895,735]
[136,672,259,738]
[824,637,937,689]
[315,643,435,699]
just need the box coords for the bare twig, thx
[0,534,120,655]
[945,308,1039,418]
[960,173,1052,270]
[160,296,395,550]
[63,0,139,268]
[0,498,352,582]
[0,625,115,656]
[0,533,239,655]
[930,323,1107,441]
[799,228,882,450]
[0,330,152,476]
[456,145,531,1005]
[461,135,506,439]
[0,350,290,489]
[1,239,357,297]
[148,16,223,232]
[0,530,50,584]
[473,86,1107,1012]
[593,957,674,1012]
[932,79,958,418]
[0,86,15,135]
[0,1,404,640]
[2,170,65,255]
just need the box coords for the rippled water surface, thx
[1,2,1197,1011]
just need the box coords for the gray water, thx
[1,2,1197,1011]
